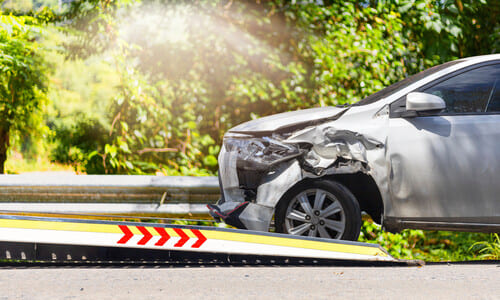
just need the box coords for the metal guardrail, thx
[0,175,219,216]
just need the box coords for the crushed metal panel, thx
[213,115,391,232]
[284,125,384,177]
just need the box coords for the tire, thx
[275,179,361,241]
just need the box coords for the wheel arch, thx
[324,173,384,224]
[275,172,384,224]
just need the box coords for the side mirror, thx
[404,92,446,117]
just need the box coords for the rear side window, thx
[423,64,500,114]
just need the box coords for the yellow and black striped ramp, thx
[0,215,412,265]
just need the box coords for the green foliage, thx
[50,115,108,173]
[2,0,59,12]
[398,0,499,60]
[4,149,74,174]
[0,14,49,173]
[52,0,498,175]
[2,1,498,176]
[288,2,409,105]
[470,233,500,260]
[37,26,121,173]
[360,219,500,261]
[53,1,402,174]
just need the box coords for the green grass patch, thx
[5,152,76,174]
[359,219,499,262]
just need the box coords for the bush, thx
[359,219,499,261]
[50,114,108,173]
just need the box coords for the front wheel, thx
[275,180,361,241]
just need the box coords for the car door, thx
[386,62,500,230]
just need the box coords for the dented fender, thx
[284,126,383,176]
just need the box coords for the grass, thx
[359,219,499,262]
[5,151,76,174]
[470,233,500,260]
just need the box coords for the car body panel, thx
[387,115,500,220]
[229,106,348,135]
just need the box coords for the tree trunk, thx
[0,126,10,174]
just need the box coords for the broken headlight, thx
[224,136,302,172]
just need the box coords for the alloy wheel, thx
[284,188,346,239]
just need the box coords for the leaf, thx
[449,25,461,37]
[398,0,415,13]
[88,150,100,159]
[125,161,134,169]
[416,1,426,10]
[104,144,117,158]
[203,155,218,167]
[120,121,128,132]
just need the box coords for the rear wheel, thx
[275,179,361,241]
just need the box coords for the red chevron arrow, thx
[173,228,189,247]
[117,225,133,244]
[136,226,153,245]
[190,229,207,248]
[154,227,171,246]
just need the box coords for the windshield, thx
[354,60,462,106]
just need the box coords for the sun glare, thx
[118,5,190,46]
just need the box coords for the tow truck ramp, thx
[0,215,420,266]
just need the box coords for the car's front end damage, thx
[208,106,386,232]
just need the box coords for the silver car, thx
[208,54,500,240]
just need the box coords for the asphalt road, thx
[0,263,499,299]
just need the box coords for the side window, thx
[486,79,500,112]
[423,64,500,114]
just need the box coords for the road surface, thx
[0,263,499,299]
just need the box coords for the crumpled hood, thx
[228,106,348,135]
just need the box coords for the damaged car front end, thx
[208,133,304,231]
[207,106,385,240]
[209,54,500,240]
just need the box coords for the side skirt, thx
[384,217,500,233]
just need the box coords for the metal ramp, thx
[0,214,420,266]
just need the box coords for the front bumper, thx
[208,145,303,232]
[207,172,251,229]
[207,202,274,231]
[207,198,275,232]
[207,145,276,232]
[207,201,250,229]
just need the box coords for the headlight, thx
[224,136,302,171]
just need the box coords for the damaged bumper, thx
[207,201,274,232]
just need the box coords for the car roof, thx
[461,53,500,63]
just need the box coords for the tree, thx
[57,0,415,174]
[0,15,48,173]
[54,0,499,175]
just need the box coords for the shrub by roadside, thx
[359,219,500,262]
